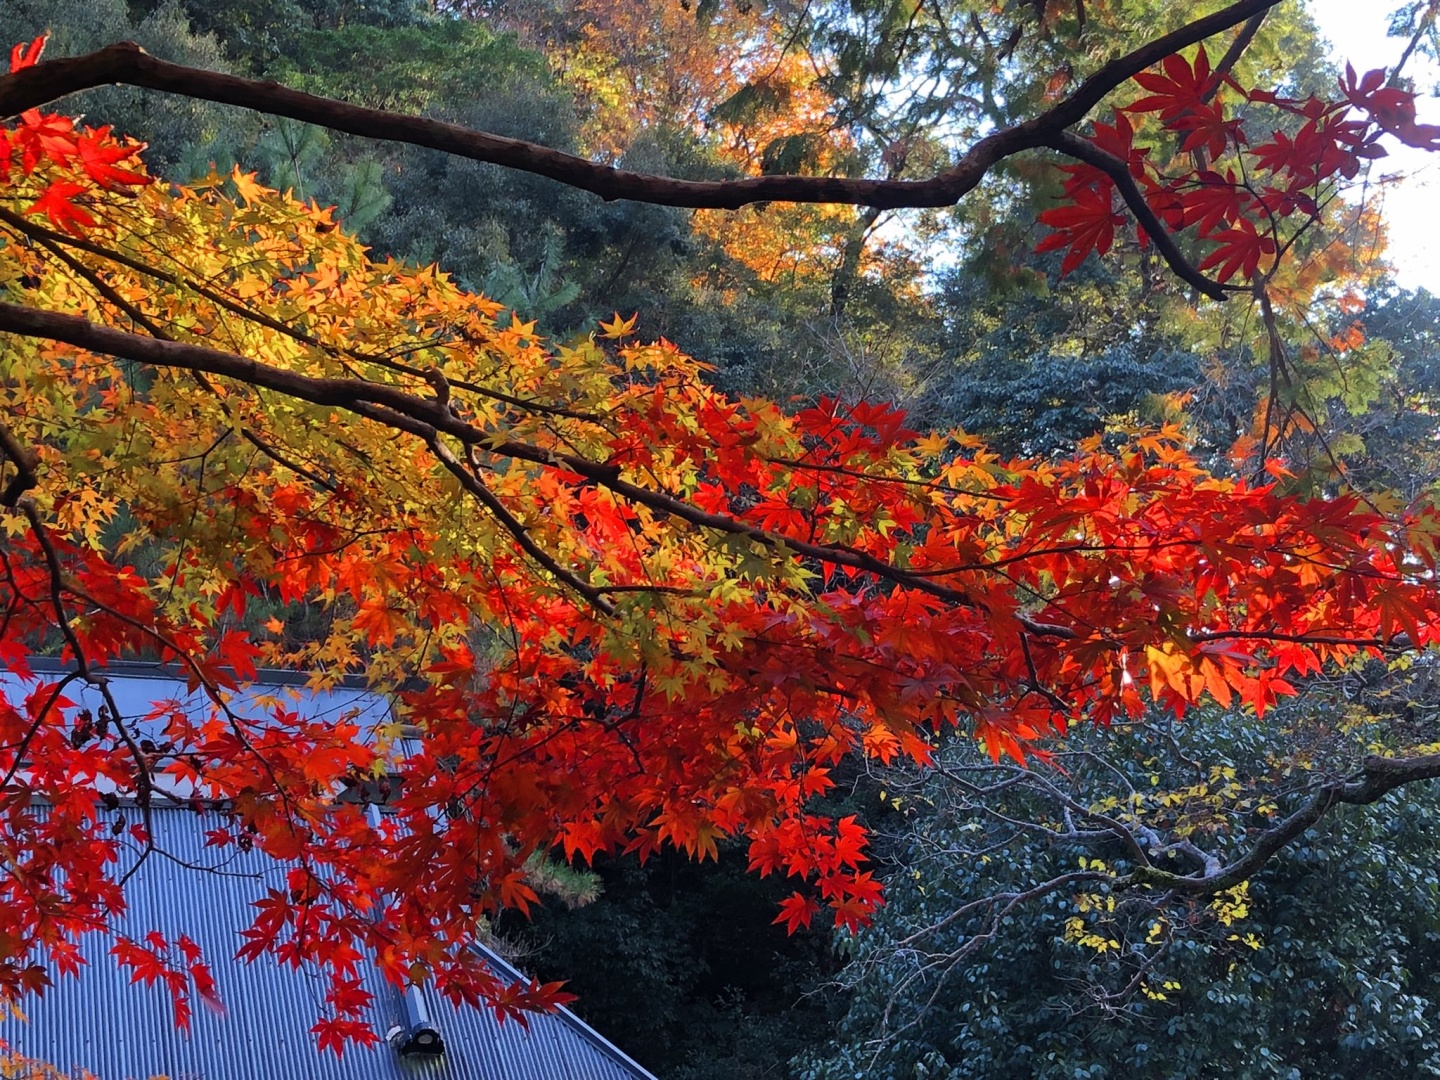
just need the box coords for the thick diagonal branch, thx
[0,0,1279,221]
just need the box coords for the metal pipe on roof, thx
[365,804,446,1057]
[390,986,445,1056]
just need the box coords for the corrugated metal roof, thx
[0,667,657,1080]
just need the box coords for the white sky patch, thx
[1308,0,1440,292]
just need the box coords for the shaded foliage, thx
[504,846,843,1080]
[799,670,1440,1079]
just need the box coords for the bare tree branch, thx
[1207,11,1269,102]
[1126,751,1440,895]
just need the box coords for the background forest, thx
[6,0,1440,1076]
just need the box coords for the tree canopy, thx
[1,1,1439,1062]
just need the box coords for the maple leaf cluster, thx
[0,35,1437,1053]
[1038,45,1424,284]
[0,39,149,234]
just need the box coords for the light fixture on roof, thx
[388,1020,445,1056]
[388,984,445,1056]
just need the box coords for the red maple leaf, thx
[1127,46,1241,158]
[8,35,45,73]
[1088,112,1150,180]
[1180,170,1247,235]
[1198,218,1275,283]
[1341,62,1440,150]
[26,182,96,233]
[774,891,819,933]
[1249,129,1300,176]
[1129,47,1217,119]
[14,111,77,173]
[77,128,151,190]
[1036,184,1125,274]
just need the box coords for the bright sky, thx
[1308,0,1440,291]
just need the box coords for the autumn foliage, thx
[1037,44,1408,283]
[0,31,1438,1053]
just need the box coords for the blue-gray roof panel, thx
[0,662,395,745]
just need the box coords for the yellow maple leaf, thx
[230,167,271,206]
[597,311,638,339]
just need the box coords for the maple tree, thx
[0,0,1439,1055]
